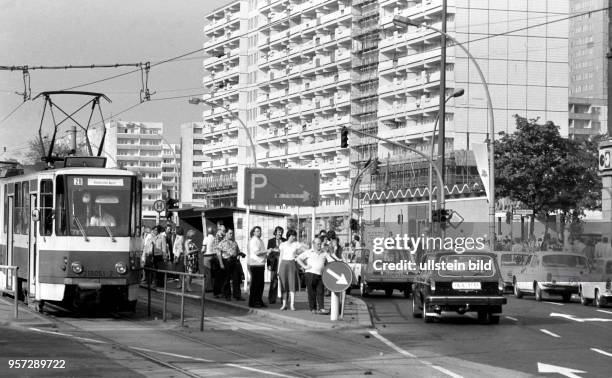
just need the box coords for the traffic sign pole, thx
[331,292,339,321]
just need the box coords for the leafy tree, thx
[494,116,602,239]
[21,135,87,165]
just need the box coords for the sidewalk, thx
[0,296,54,329]
[142,279,373,330]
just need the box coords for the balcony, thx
[398,48,441,67]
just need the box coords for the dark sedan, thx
[412,251,507,324]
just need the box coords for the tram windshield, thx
[57,175,136,237]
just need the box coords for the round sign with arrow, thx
[322,261,353,292]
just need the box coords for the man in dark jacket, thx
[266,226,285,304]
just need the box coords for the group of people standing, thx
[141,224,244,299]
[247,226,343,314]
[142,223,347,314]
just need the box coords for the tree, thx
[494,116,602,239]
[20,135,87,165]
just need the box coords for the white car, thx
[579,258,612,308]
[497,252,532,290]
[513,252,589,302]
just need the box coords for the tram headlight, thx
[115,262,127,275]
[71,262,84,274]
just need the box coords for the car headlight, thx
[115,262,127,275]
[71,262,83,274]
[429,278,436,292]
[498,279,504,292]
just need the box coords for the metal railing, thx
[0,265,19,318]
[143,268,206,331]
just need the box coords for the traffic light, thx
[440,209,451,223]
[350,218,359,232]
[432,209,440,222]
[340,126,349,148]
[371,157,380,175]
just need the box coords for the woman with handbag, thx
[184,229,200,292]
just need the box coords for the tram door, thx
[28,194,37,297]
[6,196,14,290]
[6,196,13,266]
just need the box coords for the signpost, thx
[153,199,165,224]
[243,168,320,207]
[322,261,353,321]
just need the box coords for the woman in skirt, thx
[277,229,302,311]
[184,229,199,292]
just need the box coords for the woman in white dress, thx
[278,229,302,310]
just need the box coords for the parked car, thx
[346,248,416,298]
[579,258,612,307]
[497,252,532,291]
[513,252,588,302]
[412,250,506,324]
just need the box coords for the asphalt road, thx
[363,289,612,378]
[3,288,611,377]
[0,326,147,378]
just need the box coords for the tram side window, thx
[40,180,53,236]
[55,178,67,236]
[133,179,142,237]
[22,181,29,235]
[13,182,22,235]
[3,184,7,234]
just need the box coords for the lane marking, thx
[505,316,518,321]
[29,327,107,344]
[540,329,561,338]
[369,330,463,378]
[543,301,564,306]
[596,309,612,315]
[29,327,298,377]
[224,363,297,378]
[590,348,612,358]
[130,346,213,363]
[550,312,612,323]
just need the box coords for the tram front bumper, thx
[64,278,129,289]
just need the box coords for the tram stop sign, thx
[322,261,353,292]
[153,200,166,213]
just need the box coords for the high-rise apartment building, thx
[102,121,180,218]
[193,0,569,234]
[568,0,609,139]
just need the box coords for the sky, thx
[0,0,226,161]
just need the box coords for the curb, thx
[0,298,56,330]
[139,285,373,330]
[205,295,373,330]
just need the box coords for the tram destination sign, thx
[243,168,319,207]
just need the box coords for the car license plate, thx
[452,282,481,290]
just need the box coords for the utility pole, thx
[437,0,447,216]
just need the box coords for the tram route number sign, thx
[322,261,353,293]
[153,199,166,213]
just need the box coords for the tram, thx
[0,91,143,311]
[0,158,143,311]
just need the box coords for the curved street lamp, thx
[393,15,496,250]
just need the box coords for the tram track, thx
[110,294,394,377]
[35,301,202,378]
[27,292,394,377]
